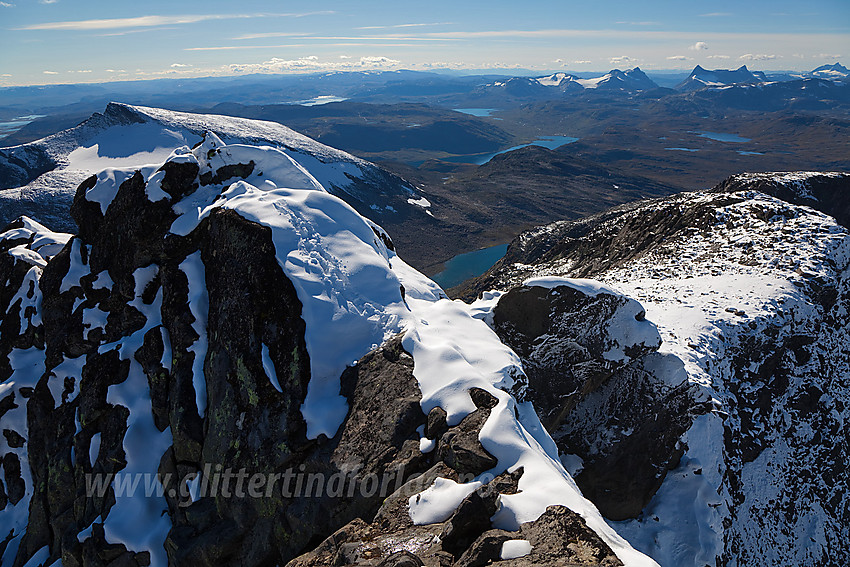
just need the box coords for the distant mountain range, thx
[473,63,848,101]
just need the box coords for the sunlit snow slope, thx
[0,102,429,232]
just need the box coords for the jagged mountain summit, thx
[810,62,849,81]
[0,102,431,233]
[675,65,767,92]
[460,171,850,566]
[569,68,658,91]
[0,132,659,566]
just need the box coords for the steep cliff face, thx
[0,134,656,567]
[461,173,850,566]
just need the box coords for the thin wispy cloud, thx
[231,32,317,40]
[187,42,427,51]
[410,29,843,42]
[187,44,309,51]
[0,1,15,7]
[356,22,453,30]
[667,55,693,61]
[18,11,335,31]
[615,21,660,26]
[700,12,732,17]
[97,27,178,37]
[232,33,450,42]
[707,55,731,60]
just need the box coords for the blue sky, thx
[1,0,848,86]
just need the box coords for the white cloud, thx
[707,55,731,60]
[689,41,709,51]
[0,74,12,77]
[615,21,660,26]
[18,11,332,31]
[816,53,842,59]
[700,12,732,17]
[170,63,189,68]
[339,55,351,59]
[573,60,592,64]
[43,70,59,74]
[420,61,462,69]
[666,55,693,61]
[73,69,92,73]
[609,55,636,65]
[226,55,401,74]
[0,2,15,7]
[358,56,400,66]
[738,53,778,61]
[39,0,59,3]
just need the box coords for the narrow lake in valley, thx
[431,243,509,289]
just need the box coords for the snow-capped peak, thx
[0,102,427,234]
[676,65,767,91]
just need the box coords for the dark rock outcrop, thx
[493,284,660,429]
[287,453,621,567]
[490,282,703,519]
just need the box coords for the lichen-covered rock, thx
[488,279,703,519]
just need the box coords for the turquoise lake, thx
[441,136,580,166]
[696,131,751,143]
[431,243,509,289]
[453,108,498,117]
[0,115,44,139]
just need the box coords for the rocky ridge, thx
[0,132,658,567]
[460,172,850,566]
